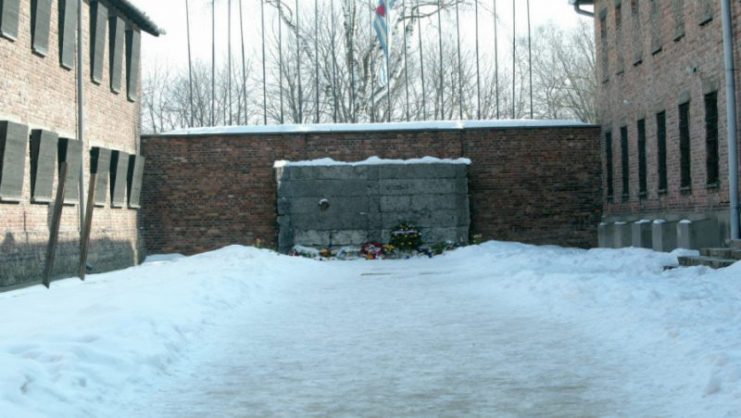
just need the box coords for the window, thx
[0,121,28,202]
[650,0,662,54]
[638,119,647,197]
[0,0,20,40]
[705,91,719,186]
[30,129,58,203]
[59,0,78,69]
[679,101,691,190]
[672,0,685,41]
[31,0,52,56]
[600,9,609,82]
[109,16,125,93]
[621,126,630,200]
[605,131,614,200]
[615,1,624,74]
[90,1,108,84]
[656,111,668,192]
[631,0,642,65]
[126,27,141,101]
[57,138,82,204]
[698,0,713,25]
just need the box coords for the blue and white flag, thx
[373,0,396,85]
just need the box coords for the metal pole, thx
[455,0,462,119]
[403,0,410,121]
[279,1,285,123]
[261,0,268,124]
[331,0,339,122]
[76,0,84,232]
[527,0,532,119]
[212,0,216,126]
[315,0,320,123]
[417,0,426,120]
[722,0,740,240]
[228,0,233,125]
[348,0,356,122]
[436,0,443,119]
[494,0,499,118]
[475,0,481,119]
[186,0,194,126]
[239,0,248,124]
[385,0,391,122]
[369,0,375,123]
[296,0,303,123]
[511,0,515,119]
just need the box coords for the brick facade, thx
[593,0,741,245]
[140,125,602,255]
[0,0,157,289]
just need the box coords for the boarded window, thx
[127,154,144,208]
[605,131,614,201]
[90,147,111,206]
[697,0,713,25]
[57,137,82,203]
[672,0,685,41]
[0,121,28,202]
[110,150,129,208]
[125,27,141,101]
[109,16,125,93]
[59,0,77,70]
[614,1,624,74]
[600,9,609,82]
[0,0,20,40]
[656,111,668,192]
[637,119,647,197]
[621,126,629,200]
[30,129,58,203]
[90,1,107,84]
[679,101,691,190]
[631,0,642,65]
[32,0,52,55]
[705,91,719,186]
[650,0,662,54]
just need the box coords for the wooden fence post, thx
[43,162,68,288]
[79,171,97,280]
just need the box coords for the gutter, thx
[721,0,740,240]
[570,0,595,18]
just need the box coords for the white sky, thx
[129,0,588,74]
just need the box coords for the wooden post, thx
[43,162,68,288]
[79,171,97,280]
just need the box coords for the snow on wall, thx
[274,156,472,168]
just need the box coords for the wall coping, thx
[145,120,599,139]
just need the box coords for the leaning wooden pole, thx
[79,172,97,280]
[43,162,68,288]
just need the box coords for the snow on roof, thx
[162,119,593,137]
[274,156,472,168]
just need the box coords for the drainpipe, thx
[571,0,594,18]
[722,0,740,240]
[77,0,85,233]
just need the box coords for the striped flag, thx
[373,0,395,85]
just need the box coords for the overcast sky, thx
[129,0,589,74]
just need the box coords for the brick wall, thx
[594,0,741,219]
[140,126,602,255]
[0,0,146,289]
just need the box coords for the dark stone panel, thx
[59,0,78,69]
[110,150,129,208]
[57,137,82,203]
[126,154,144,209]
[31,0,52,56]
[0,0,20,40]
[90,1,107,84]
[90,147,111,206]
[125,27,141,101]
[0,121,29,202]
[108,16,124,93]
[30,129,59,203]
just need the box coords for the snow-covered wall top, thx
[274,156,472,168]
[163,119,592,136]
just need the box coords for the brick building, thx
[0,0,160,289]
[573,0,741,249]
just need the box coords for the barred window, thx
[679,101,691,190]
[600,9,609,82]
[615,1,624,74]
[705,91,719,186]
[621,126,630,200]
[605,131,614,200]
[656,111,668,192]
[637,119,647,197]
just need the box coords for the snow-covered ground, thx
[1,242,740,417]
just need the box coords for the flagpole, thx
[475,0,481,120]
[384,0,391,122]
[403,0,410,122]
[527,0,533,119]
[331,0,339,122]
[314,0,320,123]
[278,1,285,123]
[436,0,443,119]
[349,0,356,122]
[511,0,516,119]
[239,0,248,124]
[417,0,426,120]
[296,0,303,123]
[369,0,375,123]
[261,0,268,124]
[493,0,499,119]
[228,0,233,125]
[211,0,216,126]
[186,0,194,126]
[455,0,462,119]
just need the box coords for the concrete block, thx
[631,220,652,249]
[330,230,367,246]
[652,220,678,252]
[379,179,459,195]
[410,194,458,211]
[289,196,369,215]
[380,195,412,212]
[293,230,331,247]
[613,221,631,248]
[314,165,363,180]
[677,219,722,250]
[598,222,610,248]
